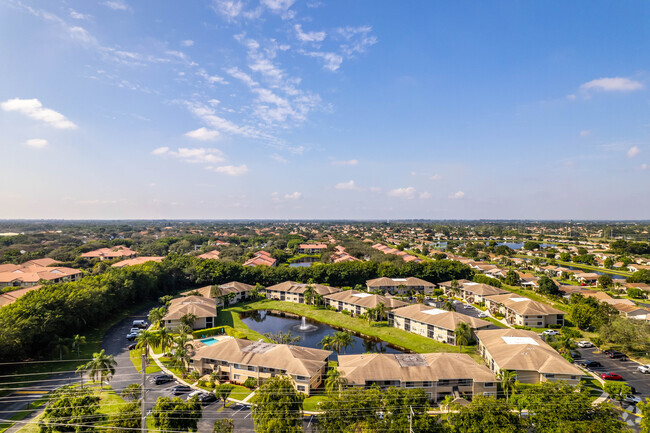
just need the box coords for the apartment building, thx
[338,353,496,402]
[439,280,509,304]
[389,304,492,345]
[323,290,408,317]
[191,337,331,395]
[297,243,328,254]
[475,329,583,385]
[366,277,435,295]
[162,295,217,330]
[484,293,565,327]
[243,251,277,267]
[183,281,256,306]
[265,281,341,303]
[0,259,82,289]
[80,245,136,261]
[111,257,164,268]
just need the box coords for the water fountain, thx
[294,316,318,332]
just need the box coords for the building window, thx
[484,382,495,387]
[297,385,306,392]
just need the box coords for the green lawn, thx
[221,300,481,360]
[128,348,162,374]
[302,395,328,412]
[228,385,252,401]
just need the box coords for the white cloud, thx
[304,51,343,72]
[180,40,194,47]
[211,0,244,19]
[68,26,96,45]
[262,0,295,10]
[1,98,77,130]
[24,138,48,148]
[419,192,431,199]
[103,1,131,11]
[295,24,326,42]
[331,159,358,166]
[186,101,267,139]
[449,191,465,199]
[337,25,378,56]
[185,127,220,141]
[284,191,302,200]
[430,174,442,180]
[209,164,249,176]
[580,77,644,93]
[579,130,591,137]
[641,163,648,170]
[69,9,91,20]
[153,147,225,164]
[627,146,641,158]
[388,187,416,199]
[270,153,288,163]
[197,69,227,85]
[335,180,361,191]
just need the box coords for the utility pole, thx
[409,405,414,433]
[141,353,147,433]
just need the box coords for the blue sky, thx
[1,0,649,219]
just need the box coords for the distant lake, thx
[492,242,556,250]
[240,310,404,360]
[561,265,626,280]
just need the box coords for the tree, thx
[120,383,142,401]
[83,349,117,390]
[319,335,333,351]
[639,398,650,433]
[441,394,455,413]
[148,306,167,328]
[108,401,141,431]
[303,283,316,306]
[152,396,202,432]
[537,276,560,296]
[251,376,304,433]
[263,330,301,345]
[604,257,614,269]
[71,334,86,358]
[604,382,631,402]
[448,395,525,433]
[504,270,521,286]
[39,386,103,433]
[324,366,347,397]
[598,274,613,289]
[523,241,540,251]
[559,252,572,262]
[157,326,173,354]
[215,384,234,407]
[627,287,645,299]
[628,269,650,284]
[319,387,382,433]
[374,302,387,321]
[331,331,354,354]
[442,299,455,312]
[212,419,235,433]
[498,369,517,402]
[53,336,71,361]
[454,322,472,353]
[569,303,595,330]
[180,313,198,330]
[136,329,160,361]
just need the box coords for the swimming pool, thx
[200,337,219,345]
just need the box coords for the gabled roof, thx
[183,281,255,297]
[0,285,41,307]
[366,277,434,288]
[390,304,492,330]
[80,246,136,259]
[323,290,408,309]
[475,329,582,376]
[265,281,341,296]
[243,251,277,267]
[486,293,565,316]
[339,353,494,385]
[163,295,217,320]
[192,337,331,377]
[111,257,164,268]
[197,250,221,260]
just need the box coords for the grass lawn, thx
[128,348,162,374]
[302,395,328,412]
[554,260,632,277]
[214,306,269,342]
[222,300,481,360]
[581,378,603,399]
[0,300,157,397]
[228,385,252,401]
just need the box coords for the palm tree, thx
[441,395,455,413]
[136,330,160,361]
[71,334,86,358]
[303,284,316,306]
[332,332,354,354]
[84,349,117,390]
[53,336,71,361]
[374,302,387,321]
[319,335,334,351]
[498,370,517,402]
[454,322,472,353]
[157,327,173,354]
[180,313,197,330]
[148,307,166,328]
[450,279,460,297]
[325,366,347,397]
[442,300,455,312]
[75,364,87,388]
[365,307,376,325]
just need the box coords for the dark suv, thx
[154,374,174,385]
[171,385,192,395]
[578,360,602,369]
[607,351,628,360]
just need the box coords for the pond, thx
[561,265,626,280]
[240,310,404,359]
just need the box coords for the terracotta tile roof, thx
[0,285,41,307]
[366,277,434,288]
[80,246,136,259]
[243,251,277,267]
[197,250,221,260]
[111,257,164,268]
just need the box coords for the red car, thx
[601,372,623,381]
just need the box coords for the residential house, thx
[0,285,41,307]
[629,264,650,273]
[297,243,328,254]
[439,280,509,304]
[0,260,82,289]
[330,246,361,263]
[80,246,136,261]
[574,273,600,285]
[389,304,493,345]
[323,290,408,317]
[475,329,583,385]
[162,296,217,330]
[198,250,221,260]
[484,293,565,327]
[366,277,435,295]
[265,281,341,303]
[111,257,164,268]
[190,337,331,395]
[182,281,256,306]
[243,251,277,267]
[518,273,540,289]
[338,352,496,402]
[611,304,650,321]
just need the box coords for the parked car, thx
[127,343,137,350]
[154,374,174,385]
[606,351,628,360]
[129,328,143,335]
[578,360,602,369]
[569,350,582,359]
[126,332,138,341]
[623,395,642,405]
[463,304,473,309]
[542,330,559,336]
[132,320,148,328]
[577,341,593,348]
[187,390,203,400]
[478,313,489,318]
[600,372,623,381]
[198,392,217,404]
[171,385,192,395]
[637,364,650,374]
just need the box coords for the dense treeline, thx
[0,256,472,362]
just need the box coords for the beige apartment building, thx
[365,277,435,295]
[190,337,331,395]
[484,293,565,327]
[338,352,497,402]
[323,290,408,317]
[183,281,256,306]
[475,329,583,385]
[162,296,217,330]
[389,304,492,345]
[439,280,509,304]
[265,281,341,303]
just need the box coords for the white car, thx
[541,330,559,336]
[637,364,650,374]
[478,313,489,318]
[187,390,203,400]
[463,304,473,309]
[577,341,593,348]
[623,395,641,405]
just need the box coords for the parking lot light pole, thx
[142,353,147,433]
